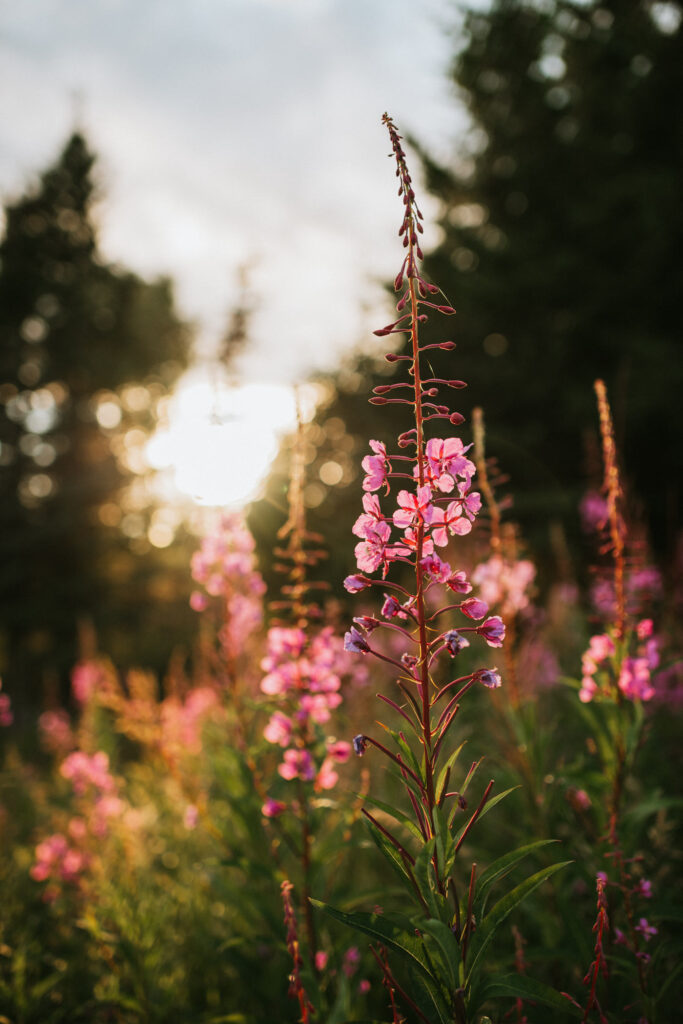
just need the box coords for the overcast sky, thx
[0,0,472,384]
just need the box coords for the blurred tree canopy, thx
[0,133,194,706]
[253,0,682,589]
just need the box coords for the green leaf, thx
[435,742,466,803]
[358,792,424,841]
[481,974,583,1019]
[432,805,456,878]
[406,961,453,1024]
[414,840,443,920]
[420,919,461,992]
[475,840,558,914]
[466,861,571,989]
[386,727,424,781]
[362,818,417,900]
[310,900,432,981]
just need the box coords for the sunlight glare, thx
[146,376,310,507]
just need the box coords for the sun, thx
[146,372,304,508]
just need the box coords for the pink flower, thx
[344,574,370,593]
[352,493,384,539]
[315,951,328,971]
[431,502,473,545]
[278,748,315,782]
[38,709,73,753]
[262,798,287,818]
[327,740,351,762]
[71,661,104,704]
[420,553,452,583]
[190,590,209,612]
[362,440,391,493]
[478,616,506,648]
[354,521,392,573]
[579,676,598,703]
[392,486,434,530]
[635,918,657,941]
[263,711,293,747]
[446,570,472,594]
[637,618,654,640]
[343,946,361,977]
[618,657,655,702]
[459,597,489,621]
[315,757,339,791]
[424,437,475,492]
[359,980,371,994]
[580,490,608,532]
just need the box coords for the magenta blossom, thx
[459,597,489,620]
[423,437,475,493]
[478,616,506,648]
[392,486,434,530]
[279,748,315,782]
[362,440,391,493]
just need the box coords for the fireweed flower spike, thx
[316,114,566,1024]
[262,395,360,991]
[570,381,662,1020]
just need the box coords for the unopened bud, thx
[373,385,392,394]
[385,353,399,362]
[440,341,456,350]
[438,305,456,315]
[369,397,388,405]
[450,412,465,425]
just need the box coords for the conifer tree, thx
[0,133,191,703]
[269,0,682,583]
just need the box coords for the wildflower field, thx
[1,3,682,1022]
[1,108,681,1024]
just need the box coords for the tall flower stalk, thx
[572,380,662,1022]
[316,114,569,1024]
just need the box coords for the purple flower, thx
[635,917,658,941]
[634,878,652,899]
[381,594,403,618]
[353,616,379,634]
[444,630,470,656]
[476,668,501,689]
[344,627,370,654]
[478,616,506,648]
[353,734,368,757]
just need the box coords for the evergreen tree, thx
[0,133,192,704]
[255,0,682,589]
[416,0,683,557]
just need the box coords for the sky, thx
[0,0,472,387]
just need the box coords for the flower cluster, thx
[190,511,266,662]
[346,433,504,669]
[160,686,220,760]
[260,625,353,813]
[32,749,125,900]
[471,553,536,618]
[30,832,87,901]
[579,620,659,703]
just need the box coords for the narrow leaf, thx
[466,861,571,987]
